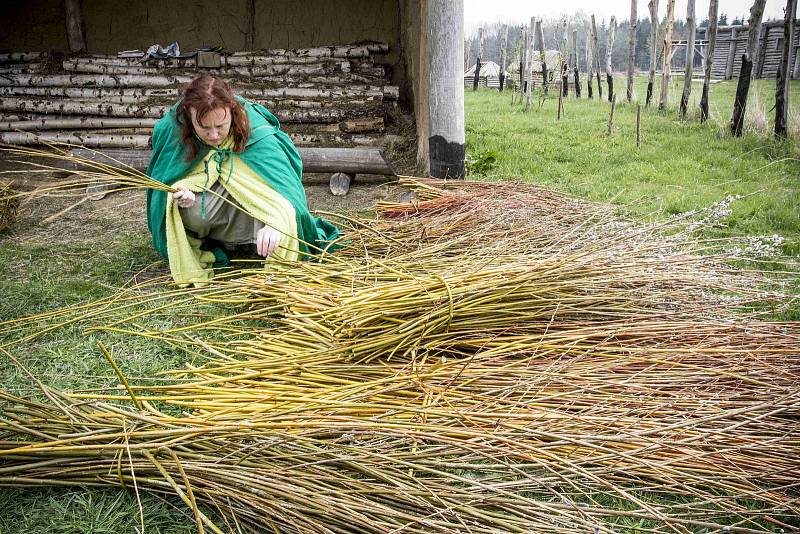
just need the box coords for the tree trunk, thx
[627,0,638,102]
[646,0,659,107]
[591,15,603,99]
[428,0,465,178]
[526,17,535,110]
[680,0,697,117]
[536,21,548,96]
[561,20,569,97]
[587,24,594,98]
[0,131,150,148]
[775,0,797,138]
[606,17,617,102]
[700,0,719,122]
[659,0,677,110]
[571,30,581,97]
[64,0,87,53]
[730,0,767,137]
[473,27,483,91]
[500,25,508,91]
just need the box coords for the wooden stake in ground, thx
[608,95,618,135]
[680,0,697,117]
[659,0,677,110]
[558,79,564,119]
[627,0,638,103]
[775,0,797,138]
[473,27,484,91]
[587,23,595,98]
[535,20,548,96]
[571,29,581,97]
[646,0,660,107]
[591,15,603,99]
[560,19,569,97]
[730,0,767,136]
[500,24,509,91]
[64,0,87,53]
[636,103,642,148]
[606,17,617,102]
[700,0,719,122]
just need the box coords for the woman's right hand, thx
[173,186,196,209]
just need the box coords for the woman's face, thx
[190,106,231,147]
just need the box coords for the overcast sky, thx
[464,0,788,34]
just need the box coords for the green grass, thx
[1,75,799,533]
[466,75,800,255]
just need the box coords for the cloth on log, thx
[146,97,340,285]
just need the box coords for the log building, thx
[701,19,800,80]
[0,0,465,178]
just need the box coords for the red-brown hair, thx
[177,75,250,161]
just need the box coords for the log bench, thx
[57,146,396,197]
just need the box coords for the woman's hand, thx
[256,226,281,257]
[173,186,196,209]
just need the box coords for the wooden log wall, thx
[0,44,409,152]
[709,21,799,80]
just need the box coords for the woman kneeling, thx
[146,75,339,286]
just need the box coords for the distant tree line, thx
[465,12,766,74]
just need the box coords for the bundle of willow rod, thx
[0,142,174,199]
[1,178,799,533]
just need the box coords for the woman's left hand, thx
[256,226,281,257]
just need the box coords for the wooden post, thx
[659,0,677,110]
[591,15,603,100]
[700,0,719,122]
[473,27,483,91]
[64,0,87,53]
[606,16,617,103]
[245,0,255,50]
[557,81,564,119]
[571,29,581,97]
[646,0,659,106]
[522,27,530,109]
[561,20,569,97]
[775,0,797,137]
[535,20,548,96]
[725,28,738,80]
[428,0,465,178]
[636,103,642,148]
[680,0,697,117]
[587,24,595,98]
[731,0,767,137]
[755,24,769,78]
[526,17,535,110]
[627,0,638,103]
[519,26,526,97]
[607,95,617,135]
[500,25,509,91]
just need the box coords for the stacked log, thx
[0,45,407,153]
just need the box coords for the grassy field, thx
[465,75,800,254]
[1,74,799,532]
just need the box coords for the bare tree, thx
[775,0,797,137]
[646,0,659,106]
[680,0,697,117]
[659,0,677,111]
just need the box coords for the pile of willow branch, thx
[1,177,798,533]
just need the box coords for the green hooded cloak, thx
[146,97,339,265]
